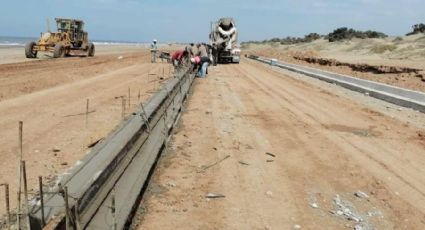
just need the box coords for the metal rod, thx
[138,90,141,102]
[19,121,23,159]
[74,200,81,230]
[128,87,131,109]
[3,184,10,230]
[85,99,89,128]
[111,190,116,230]
[64,186,70,230]
[121,97,126,119]
[17,121,23,229]
[140,103,151,132]
[22,161,31,230]
[38,176,45,227]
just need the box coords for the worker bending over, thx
[171,49,189,70]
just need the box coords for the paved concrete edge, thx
[249,56,425,113]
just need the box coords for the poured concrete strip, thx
[249,56,425,113]
[87,70,193,230]
[29,68,195,230]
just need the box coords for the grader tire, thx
[53,44,65,58]
[25,41,37,58]
[88,43,95,57]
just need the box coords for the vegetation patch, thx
[406,23,425,36]
[327,27,387,42]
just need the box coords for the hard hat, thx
[190,58,195,63]
[153,39,157,42]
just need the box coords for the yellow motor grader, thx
[25,18,95,58]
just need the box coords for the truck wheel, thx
[88,43,95,57]
[25,42,37,58]
[53,44,65,58]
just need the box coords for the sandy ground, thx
[244,34,425,69]
[135,58,425,229]
[244,35,425,92]
[0,47,176,219]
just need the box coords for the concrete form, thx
[29,68,195,230]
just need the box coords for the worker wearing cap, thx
[150,39,158,63]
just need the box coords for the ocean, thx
[0,36,37,47]
[0,36,148,47]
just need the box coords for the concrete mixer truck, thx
[209,17,240,65]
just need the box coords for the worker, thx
[150,39,158,63]
[195,43,211,77]
[185,43,196,57]
[196,43,208,58]
[198,56,211,78]
[171,49,188,68]
[190,56,201,74]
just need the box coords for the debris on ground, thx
[166,182,176,187]
[238,161,249,165]
[266,191,273,197]
[354,191,369,199]
[310,202,319,209]
[64,110,96,117]
[87,138,104,148]
[205,193,225,199]
[265,152,276,157]
[293,224,301,229]
[197,155,230,173]
[333,194,363,223]
[266,160,274,163]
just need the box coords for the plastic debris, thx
[266,191,273,197]
[334,194,363,223]
[293,224,301,229]
[205,193,225,199]
[310,203,319,209]
[354,191,369,199]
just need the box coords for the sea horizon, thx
[0,35,151,47]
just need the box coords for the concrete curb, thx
[29,68,196,230]
[250,56,425,113]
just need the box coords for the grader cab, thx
[25,18,95,58]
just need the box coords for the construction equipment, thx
[209,17,240,65]
[25,18,94,58]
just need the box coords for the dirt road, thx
[0,50,173,217]
[136,59,425,229]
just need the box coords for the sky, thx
[0,0,424,42]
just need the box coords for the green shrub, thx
[328,27,387,42]
[406,23,425,36]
